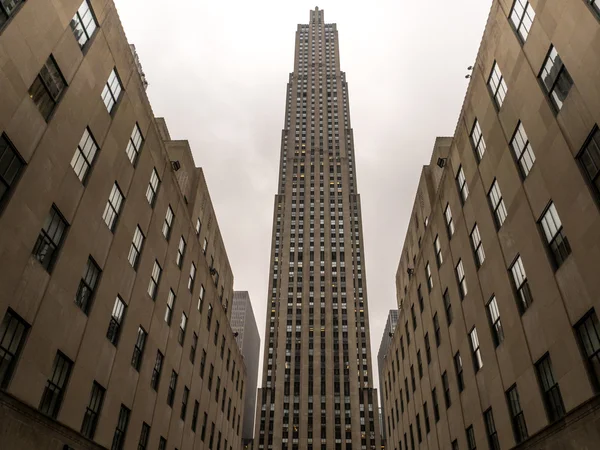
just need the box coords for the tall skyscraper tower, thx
[255,8,381,450]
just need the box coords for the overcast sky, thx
[114,0,493,394]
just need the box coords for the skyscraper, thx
[255,8,381,450]
[377,309,398,441]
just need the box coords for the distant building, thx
[377,310,398,439]
[231,291,261,446]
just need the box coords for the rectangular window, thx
[432,388,440,422]
[70,128,98,183]
[163,205,174,240]
[125,124,143,165]
[128,226,144,269]
[131,326,147,371]
[32,205,68,272]
[454,352,464,392]
[29,56,67,121]
[106,296,126,345]
[426,262,433,292]
[539,46,573,112]
[444,204,455,238]
[146,168,160,207]
[138,422,150,450]
[424,333,431,364]
[456,259,467,299]
[510,0,535,41]
[452,440,459,450]
[510,256,533,313]
[423,402,430,433]
[81,381,105,439]
[201,412,208,441]
[203,237,208,254]
[181,386,189,420]
[176,237,186,268]
[410,365,416,392]
[39,351,73,418]
[411,304,417,330]
[196,218,202,235]
[484,408,500,450]
[102,69,123,114]
[111,404,130,450]
[165,289,176,325]
[434,235,443,267]
[0,134,24,212]
[198,284,206,312]
[148,260,161,299]
[433,313,441,347]
[189,263,196,291]
[416,413,422,442]
[200,349,207,378]
[578,127,600,200]
[470,224,485,268]
[456,165,469,203]
[507,385,528,443]
[167,370,178,407]
[487,61,508,109]
[102,183,124,231]
[417,350,423,378]
[510,121,536,177]
[74,257,101,314]
[70,0,97,48]
[470,327,483,372]
[418,285,424,312]
[0,0,23,27]
[208,364,214,391]
[0,309,29,389]
[575,309,600,390]
[488,180,507,228]
[443,288,452,325]
[151,350,163,391]
[539,202,571,268]
[470,119,487,161]
[207,304,213,330]
[215,377,221,402]
[536,354,565,422]
[178,312,187,345]
[466,425,476,450]
[192,400,200,431]
[191,332,198,363]
[487,296,504,347]
[158,437,166,450]
[442,371,451,409]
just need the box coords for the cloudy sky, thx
[114,0,493,392]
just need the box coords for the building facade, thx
[231,291,261,447]
[255,8,381,450]
[381,1,600,450]
[0,1,246,449]
[377,309,399,441]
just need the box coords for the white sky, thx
[114,0,493,397]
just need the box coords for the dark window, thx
[539,202,571,268]
[410,365,416,392]
[207,303,213,329]
[487,61,508,109]
[426,262,433,291]
[190,332,198,363]
[539,45,573,112]
[128,226,145,269]
[506,385,528,444]
[200,349,207,378]
[509,0,535,41]
[29,56,67,121]
[433,313,441,347]
[138,422,150,450]
[469,328,483,372]
[39,351,73,418]
[147,261,161,299]
[70,0,97,47]
[578,127,600,201]
[536,354,565,422]
[484,408,500,450]
[131,326,146,371]
[487,296,504,347]
[0,134,25,209]
[454,352,464,392]
[70,128,98,183]
[416,413,422,443]
[0,309,29,389]
[417,285,424,311]
[466,425,476,450]
[417,350,423,379]
[75,257,101,314]
[575,309,600,390]
[198,284,206,312]
[423,402,430,433]
[158,437,166,450]
[189,262,196,291]
[165,289,176,325]
[32,205,68,272]
[192,400,200,431]
[452,440,459,450]
[201,412,208,441]
[411,304,417,330]
[442,371,451,408]
[181,386,189,420]
[443,289,452,325]
[111,404,130,450]
[106,296,126,345]
[125,124,143,165]
[167,370,178,407]
[146,168,160,207]
[510,256,533,313]
[0,0,23,28]
[432,388,440,422]
[424,333,431,364]
[102,68,123,114]
[81,381,105,439]
[151,350,163,391]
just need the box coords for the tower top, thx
[310,7,324,23]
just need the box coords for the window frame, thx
[487,61,508,109]
[577,126,600,204]
[538,45,573,112]
[146,168,160,207]
[163,205,174,240]
[28,55,68,121]
[488,179,507,229]
[506,384,528,444]
[0,308,30,389]
[131,326,147,371]
[32,205,69,272]
[538,201,571,269]
[434,235,443,267]
[510,255,533,314]
[484,408,500,450]
[510,121,536,178]
[469,327,483,372]
[509,0,536,42]
[39,351,73,419]
[443,288,452,325]
[74,257,101,314]
[106,296,126,345]
[151,350,163,391]
[456,165,469,204]
[486,295,504,347]
[70,0,98,49]
[455,259,467,299]
[535,353,565,423]
[176,236,186,268]
[80,381,105,439]
[128,225,145,269]
[444,203,455,238]
[102,182,124,232]
[125,123,144,165]
[102,68,123,114]
[470,224,485,268]
[470,119,487,162]
[575,309,600,392]
[111,404,130,450]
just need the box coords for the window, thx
[192,400,200,431]
[81,381,104,439]
[207,364,214,390]
[509,0,535,41]
[0,309,29,389]
[201,412,208,441]
[39,351,73,418]
[188,263,196,291]
[579,127,600,200]
[190,332,198,363]
[158,438,166,450]
[70,0,97,47]
[178,312,187,345]
[487,296,504,347]
[410,365,416,391]
[176,237,186,268]
[575,309,600,390]
[484,408,500,450]
[540,46,573,112]
[456,166,469,203]
[443,289,452,325]
[151,351,163,391]
[167,370,178,407]
[452,440,459,450]
[207,304,213,330]
[470,224,485,268]
[198,284,205,312]
[74,257,101,314]
[454,352,464,392]
[469,328,483,372]
[510,122,536,178]
[203,237,208,254]
[148,261,161,299]
[433,313,441,347]
[165,289,176,325]
[411,304,417,330]
[444,204,455,238]
[70,128,98,182]
[138,422,150,450]
[0,134,24,211]
[539,202,571,268]
[33,205,68,272]
[470,120,487,161]
[432,388,440,422]
[418,285,424,312]
[434,235,443,267]
[102,183,124,231]
[487,62,508,109]
[506,385,528,443]
[466,425,476,450]
[591,0,600,15]
[0,0,23,27]
[29,56,67,121]
[423,402,430,433]
[146,168,160,207]
[163,205,174,240]
[215,377,221,402]
[510,256,533,313]
[111,405,130,450]
[455,259,467,299]
[442,371,451,408]
[424,333,431,364]
[102,69,123,114]
[125,124,143,164]
[181,386,189,420]
[131,326,147,371]
[196,218,202,235]
[426,262,433,292]
[488,180,507,228]
[200,349,207,378]
[106,296,126,345]
[536,354,565,422]
[128,226,144,269]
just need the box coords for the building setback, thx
[0,1,246,449]
[255,8,381,450]
[377,309,398,441]
[231,291,261,447]
[381,1,600,450]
